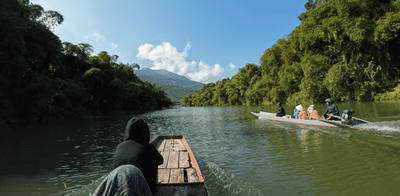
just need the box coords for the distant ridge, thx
[135,67,204,89]
[134,68,204,103]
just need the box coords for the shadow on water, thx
[0,115,133,196]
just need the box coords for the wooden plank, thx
[158,168,170,184]
[170,168,184,183]
[158,151,170,168]
[167,151,179,168]
[174,140,187,151]
[330,114,371,123]
[352,116,371,123]
[179,152,189,169]
[179,151,190,168]
[163,139,186,152]
[156,139,166,151]
[186,168,200,183]
[164,139,175,151]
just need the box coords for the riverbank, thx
[0,107,160,126]
[374,84,400,101]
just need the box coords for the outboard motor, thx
[341,110,358,125]
[342,110,354,120]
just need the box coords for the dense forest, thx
[0,0,172,123]
[181,0,400,106]
[151,81,200,103]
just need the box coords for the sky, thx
[32,0,308,84]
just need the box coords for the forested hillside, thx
[182,0,400,106]
[151,81,201,102]
[135,68,204,89]
[134,68,203,102]
[0,0,172,123]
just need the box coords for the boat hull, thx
[151,135,209,196]
[252,111,340,127]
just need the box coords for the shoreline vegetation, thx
[0,0,173,124]
[180,0,400,107]
[374,84,400,101]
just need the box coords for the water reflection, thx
[1,101,400,195]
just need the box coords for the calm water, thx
[1,101,400,195]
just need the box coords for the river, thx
[1,101,400,195]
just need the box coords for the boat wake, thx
[63,175,106,196]
[359,120,400,132]
[64,161,264,196]
[199,161,263,196]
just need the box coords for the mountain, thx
[134,68,204,102]
[135,68,204,89]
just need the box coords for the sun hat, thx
[308,105,315,110]
[295,104,305,111]
[276,102,282,107]
[325,98,333,103]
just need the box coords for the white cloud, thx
[136,42,224,83]
[93,32,105,41]
[111,42,118,49]
[86,32,105,41]
[229,63,235,70]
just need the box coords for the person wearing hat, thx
[307,105,321,120]
[276,102,286,117]
[322,98,340,120]
[297,105,308,119]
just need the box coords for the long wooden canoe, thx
[151,135,209,196]
[252,111,359,128]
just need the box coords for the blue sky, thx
[32,0,307,84]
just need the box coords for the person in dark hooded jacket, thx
[322,98,340,120]
[112,118,163,194]
[276,102,286,117]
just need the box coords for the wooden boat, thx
[151,135,209,196]
[252,111,362,129]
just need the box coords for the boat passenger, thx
[307,105,321,119]
[112,118,163,194]
[276,102,286,117]
[322,98,340,120]
[93,164,153,196]
[293,104,300,119]
[297,105,308,119]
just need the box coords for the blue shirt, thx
[293,109,300,119]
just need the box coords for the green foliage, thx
[0,0,172,123]
[181,64,261,106]
[181,0,400,107]
[149,81,200,103]
[374,82,400,101]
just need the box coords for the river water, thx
[1,101,400,195]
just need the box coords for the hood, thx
[124,118,150,144]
